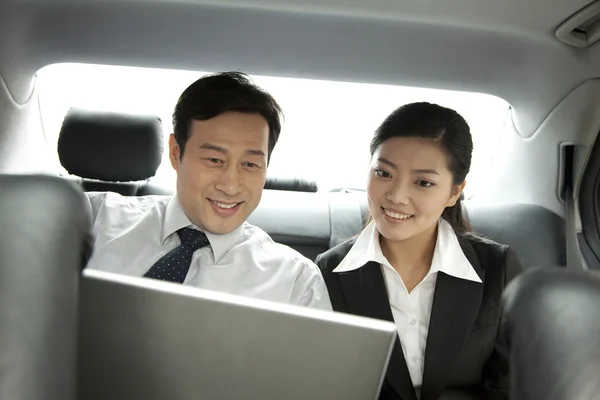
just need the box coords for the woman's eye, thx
[375,169,391,178]
[416,180,435,188]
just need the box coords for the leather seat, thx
[0,175,92,400]
[501,268,600,400]
[58,108,170,196]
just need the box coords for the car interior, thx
[2,0,600,398]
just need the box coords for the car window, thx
[37,63,509,196]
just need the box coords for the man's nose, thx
[214,164,243,197]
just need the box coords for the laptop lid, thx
[78,269,396,400]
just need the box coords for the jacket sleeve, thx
[480,246,524,399]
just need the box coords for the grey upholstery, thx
[501,268,600,400]
[248,190,565,268]
[249,190,331,260]
[55,106,564,268]
[0,175,92,400]
[465,202,566,268]
[65,172,566,268]
[347,191,565,268]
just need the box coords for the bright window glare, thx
[37,63,509,196]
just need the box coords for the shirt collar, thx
[333,218,482,283]
[333,220,389,273]
[162,194,244,263]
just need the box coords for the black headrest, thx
[264,177,318,192]
[58,108,163,182]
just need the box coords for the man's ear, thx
[446,180,467,207]
[169,134,181,171]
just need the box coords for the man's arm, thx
[83,192,111,231]
[294,260,333,311]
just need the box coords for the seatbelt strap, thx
[565,177,588,270]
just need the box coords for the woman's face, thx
[367,136,464,243]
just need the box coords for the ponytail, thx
[441,194,471,235]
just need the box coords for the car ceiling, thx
[0,0,598,138]
[187,0,588,36]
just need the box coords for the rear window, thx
[37,63,510,197]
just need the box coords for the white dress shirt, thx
[84,192,332,310]
[332,219,482,388]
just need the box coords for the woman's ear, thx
[446,180,466,207]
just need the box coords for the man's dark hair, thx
[172,72,283,160]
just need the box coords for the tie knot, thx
[177,227,210,251]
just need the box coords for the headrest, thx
[58,108,163,182]
[264,177,318,192]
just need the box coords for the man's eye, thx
[208,158,222,164]
[245,162,258,168]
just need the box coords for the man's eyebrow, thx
[200,143,227,154]
[246,149,266,157]
[200,144,265,157]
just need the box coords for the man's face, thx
[170,112,269,234]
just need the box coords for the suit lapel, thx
[420,236,485,400]
[338,261,418,400]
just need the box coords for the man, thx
[85,72,331,310]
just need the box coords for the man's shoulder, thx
[85,191,173,222]
[241,222,319,271]
[86,191,171,206]
[85,192,172,208]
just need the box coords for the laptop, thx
[78,269,396,400]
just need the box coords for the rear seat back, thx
[58,109,565,268]
[464,202,565,269]
[248,190,566,269]
[348,191,565,268]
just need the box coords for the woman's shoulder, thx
[464,233,508,255]
[315,238,357,274]
[462,233,524,283]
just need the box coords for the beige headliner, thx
[187,0,589,36]
[1,0,598,136]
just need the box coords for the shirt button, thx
[410,319,417,326]
[411,355,419,363]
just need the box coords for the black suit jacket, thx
[316,234,523,400]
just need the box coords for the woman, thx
[316,102,523,400]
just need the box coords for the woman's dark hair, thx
[172,71,283,161]
[370,102,473,235]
